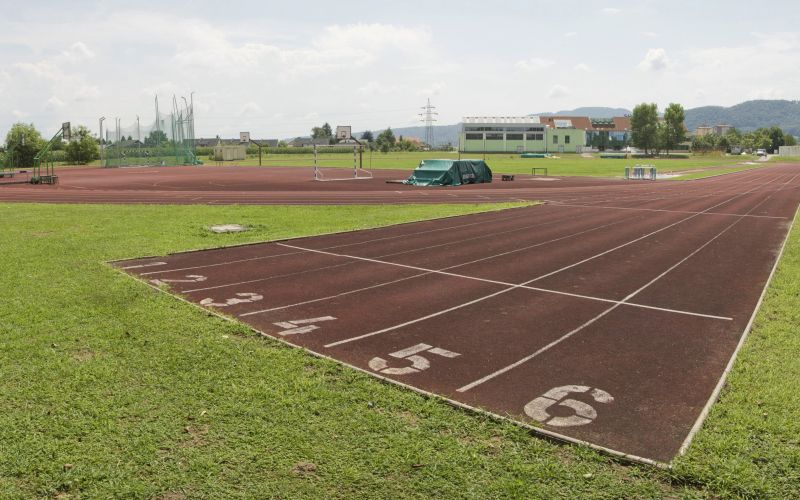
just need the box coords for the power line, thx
[419,98,438,146]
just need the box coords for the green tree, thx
[375,128,396,153]
[784,133,797,146]
[361,130,374,142]
[145,130,168,146]
[312,122,334,140]
[4,123,45,168]
[767,126,786,153]
[65,125,100,164]
[630,103,659,154]
[661,103,686,154]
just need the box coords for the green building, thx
[460,116,586,153]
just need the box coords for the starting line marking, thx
[319,182,776,350]
[455,172,797,392]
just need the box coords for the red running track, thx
[0,165,628,205]
[114,164,800,465]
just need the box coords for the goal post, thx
[312,143,371,181]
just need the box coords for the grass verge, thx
[0,202,798,498]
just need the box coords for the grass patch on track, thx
[0,201,798,498]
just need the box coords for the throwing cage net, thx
[102,96,199,167]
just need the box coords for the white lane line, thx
[549,203,787,220]
[182,208,602,293]
[241,214,636,317]
[322,176,782,349]
[119,261,167,270]
[137,208,536,276]
[274,242,731,327]
[139,250,305,276]
[456,172,798,392]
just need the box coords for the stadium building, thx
[460,116,585,153]
[460,115,631,153]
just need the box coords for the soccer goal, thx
[312,143,372,181]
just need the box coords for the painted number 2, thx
[369,343,460,376]
[524,385,614,427]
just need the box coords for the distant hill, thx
[535,107,631,117]
[684,100,800,136]
[355,100,800,147]
[355,124,462,148]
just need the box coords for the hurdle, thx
[625,164,657,181]
[531,167,548,177]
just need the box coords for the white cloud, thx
[573,63,591,72]
[357,81,401,95]
[62,41,95,61]
[638,48,670,71]
[417,81,446,96]
[641,31,658,38]
[45,96,65,109]
[515,58,555,72]
[548,84,570,99]
[12,109,29,119]
[602,7,622,14]
[564,31,577,38]
[238,101,263,116]
[75,85,100,101]
[174,22,433,78]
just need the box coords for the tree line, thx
[691,126,796,153]
[2,122,100,167]
[629,103,796,155]
[310,122,428,153]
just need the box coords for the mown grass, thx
[72,151,775,180]
[0,202,798,498]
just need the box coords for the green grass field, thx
[223,151,770,178]
[1,201,799,498]
[73,151,778,180]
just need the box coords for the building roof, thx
[463,116,541,124]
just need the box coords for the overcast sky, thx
[1,0,799,139]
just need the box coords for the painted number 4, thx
[369,343,460,376]
[525,385,614,427]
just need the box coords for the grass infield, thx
[73,152,778,180]
[0,202,798,498]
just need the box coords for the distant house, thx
[713,124,733,135]
[287,137,332,147]
[694,125,732,137]
[194,138,279,147]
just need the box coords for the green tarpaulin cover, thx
[403,159,492,186]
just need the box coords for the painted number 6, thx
[524,385,614,427]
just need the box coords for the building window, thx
[486,133,503,140]
[552,135,558,144]
[506,133,523,140]
[565,135,570,144]
[465,133,483,140]
[526,133,543,141]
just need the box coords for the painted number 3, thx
[525,385,614,427]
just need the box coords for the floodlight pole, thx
[99,117,105,166]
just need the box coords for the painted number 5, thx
[524,385,614,427]
[368,343,460,376]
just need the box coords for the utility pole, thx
[419,98,438,149]
[99,117,105,166]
